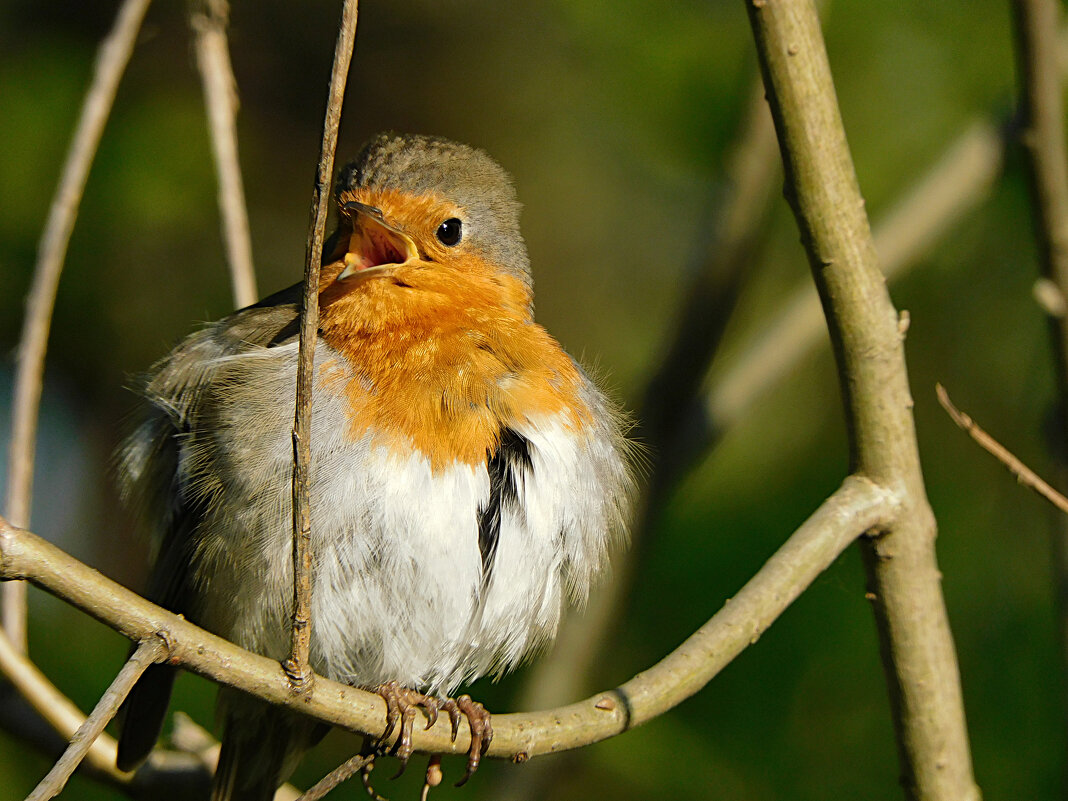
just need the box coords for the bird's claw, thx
[444,694,493,786]
[372,683,493,788]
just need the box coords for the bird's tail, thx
[211,692,327,801]
[116,663,178,772]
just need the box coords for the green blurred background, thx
[0,0,1060,798]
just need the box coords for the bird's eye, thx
[436,218,463,247]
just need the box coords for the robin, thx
[114,132,635,801]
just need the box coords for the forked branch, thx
[743,1,979,798]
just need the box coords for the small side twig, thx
[190,0,258,308]
[26,637,166,801]
[296,753,373,801]
[937,383,1068,516]
[0,626,125,780]
[287,0,360,690]
[2,0,152,654]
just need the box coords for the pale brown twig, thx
[744,1,979,798]
[26,637,166,801]
[296,753,373,801]
[0,626,124,780]
[288,0,360,691]
[937,384,1068,515]
[191,0,258,308]
[0,475,892,762]
[2,0,152,655]
[710,25,1068,434]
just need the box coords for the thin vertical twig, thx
[2,0,152,653]
[26,637,166,801]
[1010,0,1068,785]
[190,0,258,308]
[286,0,360,690]
[744,1,979,799]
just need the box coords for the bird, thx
[114,132,635,801]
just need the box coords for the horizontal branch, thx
[0,476,893,761]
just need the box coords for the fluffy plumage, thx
[115,134,634,800]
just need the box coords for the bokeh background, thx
[0,0,1059,798]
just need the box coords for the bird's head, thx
[321,133,533,323]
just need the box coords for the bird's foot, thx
[373,682,493,786]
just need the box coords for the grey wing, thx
[115,284,302,771]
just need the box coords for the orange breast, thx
[318,269,590,470]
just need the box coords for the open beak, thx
[337,200,418,281]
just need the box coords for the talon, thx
[373,683,491,785]
[453,695,492,786]
[442,699,462,742]
[376,681,403,742]
[390,702,418,778]
[422,696,441,730]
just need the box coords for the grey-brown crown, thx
[337,133,531,286]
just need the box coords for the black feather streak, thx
[477,429,532,584]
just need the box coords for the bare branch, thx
[0,475,892,762]
[2,0,151,654]
[297,753,373,801]
[27,637,166,801]
[190,0,258,308]
[287,0,360,693]
[711,23,1068,435]
[0,626,125,780]
[744,1,979,799]
[937,384,1068,515]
